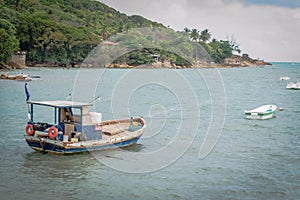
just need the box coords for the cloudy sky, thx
[99,0,300,62]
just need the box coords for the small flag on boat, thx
[25,83,30,101]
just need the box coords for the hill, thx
[0,0,164,67]
[0,0,270,68]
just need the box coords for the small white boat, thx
[244,104,277,120]
[280,76,290,81]
[286,82,300,90]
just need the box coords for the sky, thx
[99,0,300,62]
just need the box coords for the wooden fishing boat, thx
[244,104,277,120]
[24,100,146,154]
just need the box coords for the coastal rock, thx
[0,63,12,70]
[0,72,31,81]
[20,55,272,69]
[0,72,9,79]
[224,54,272,67]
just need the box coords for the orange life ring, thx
[48,126,58,139]
[26,124,35,136]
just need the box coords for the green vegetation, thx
[242,53,253,62]
[0,0,245,66]
[183,27,241,63]
[97,25,243,66]
[0,0,164,65]
[0,18,19,63]
[85,27,201,67]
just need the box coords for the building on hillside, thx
[151,54,160,62]
[9,51,27,69]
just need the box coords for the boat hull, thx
[286,82,300,90]
[25,135,142,154]
[245,112,274,120]
[286,87,300,90]
[244,105,277,120]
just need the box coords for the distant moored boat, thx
[286,81,300,90]
[244,104,277,120]
[280,76,290,81]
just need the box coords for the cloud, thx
[99,0,300,62]
[243,0,300,8]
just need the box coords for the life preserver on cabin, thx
[25,124,35,136]
[48,126,58,139]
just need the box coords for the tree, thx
[207,39,233,63]
[200,29,211,43]
[0,19,19,64]
[227,34,241,54]
[183,27,190,34]
[190,28,199,42]
[35,26,68,62]
[242,53,252,62]
[127,50,155,66]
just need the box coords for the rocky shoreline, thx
[106,61,272,69]
[0,72,32,81]
[0,57,272,70]
[0,59,272,81]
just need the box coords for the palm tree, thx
[227,35,241,54]
[190,28,199,42]
[200,29,211,43]
[183,27,190,34]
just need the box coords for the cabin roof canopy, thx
[27,101,92,108]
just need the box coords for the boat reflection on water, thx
[88,143,145,161]
[121,143,144,152]
[22,152,96,178]
[22,143,144,176]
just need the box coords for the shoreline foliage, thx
[1,0,243,66]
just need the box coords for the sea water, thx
[0,63,299,199]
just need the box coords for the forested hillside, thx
[0,0,164,66]
[1,0,265,68]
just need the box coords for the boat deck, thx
[102,122,140,136]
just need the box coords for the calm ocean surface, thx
[0,63,299,199]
